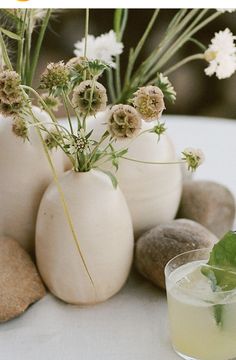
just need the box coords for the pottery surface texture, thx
[86,110,183,238]
[0,107,64,254]
[36,169,134,305]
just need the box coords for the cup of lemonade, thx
[165,248,236,360]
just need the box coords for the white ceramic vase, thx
[87,110,183,238]
[0,106,64,254]
[36,169,134,305]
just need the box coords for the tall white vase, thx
[0,107,64,254]
[87,110,183,238]
[36,169,134,305]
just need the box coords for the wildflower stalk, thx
[0,30,13,70]
[163,54,205,76]
[28,9,51,86]
[107,70,116,103]
[62,90,74,135]
[114,9,128,98]
[123,9,159,88]
[21,88,95,289]
[121,156,184,166]
[16,10,27,79]
[83,9,89,58]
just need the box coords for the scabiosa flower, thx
[12,117,28,140]
[0,70,25,117]
[40,93,61,112]
[107,104,141,139]
[67,56,88,73]
[45,130,61,150]
[155,73,176,103]
[74,30,123,68]
[132,85,165,122]
[40,61,70,94]
[72,80,107,116]
[182,147,205,171]
[204,28,236,79]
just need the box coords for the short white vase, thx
[36,169,134,305]
[87,110,183,238]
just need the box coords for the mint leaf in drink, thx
[201,231,236,326]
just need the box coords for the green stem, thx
[123,9,159,88]
[107,70,116,103]
[150,10,220,77]
[0,31,13,70]
[122,156,184,166]
[84,9,89,57]
[28,9,51,86]
[163,53,204,76]
[29,108,95,288]
[16,10,27,78]
[62,91,74,135]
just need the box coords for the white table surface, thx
[1,115,236,360]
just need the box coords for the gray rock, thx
[135,219,217,289]
[0,237,46,322]
[177,181,236,238]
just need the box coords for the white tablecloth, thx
[1,115,236,360]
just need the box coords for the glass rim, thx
[164,247,236,297]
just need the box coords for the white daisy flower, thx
[74,30,123,68]
[204,28,236,79]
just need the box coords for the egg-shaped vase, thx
[36,169,134,305]
[0,106,64,254]
[87,110,183,238]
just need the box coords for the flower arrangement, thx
[0,7,235,306]
[3,9,232,178]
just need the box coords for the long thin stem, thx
[123,9,159,88]
[33,114,95,288]
[22,89,95,289]
[122,156,184,165]
[149,10,220,78]
[28,9,51,86]
[62,91,74,135]
[16,10,27,78]
[107,70,116,103]
[163,53,204,76]
[83,9,89,58]
[0,31,13,70]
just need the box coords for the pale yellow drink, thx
[165,251,236,360]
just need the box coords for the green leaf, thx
[202,231,236,291]
[98,169,118,189]
[0,27,21,41]
[201,231,236,326]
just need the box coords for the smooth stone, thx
[135,219,218,289]
[0,237,46,322]
[177,181,236,238]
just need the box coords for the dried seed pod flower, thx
[67,57,89,74]
[45,130,62,150]
[40,61,70,92]
[12,117,28,140]
[40,93,61,112]
[132,85,165,122]
[0,70,25,117]
[182,147,205,171]
[108,104,141,139]
[72,80,107,116]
